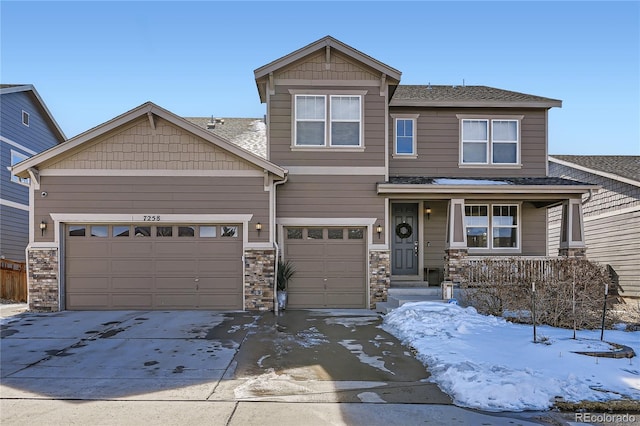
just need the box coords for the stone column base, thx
[244,249,275,311]
[369,250,390,309]
[27,248,59,312]
[444,248,468,284]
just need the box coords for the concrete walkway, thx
[1,308,565,425]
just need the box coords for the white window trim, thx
[9,150,30,186]
[290,89,367,150]
[22,110,30,127]
[465,203,521,253]
[391,114,419,158]
[457,115,523,167]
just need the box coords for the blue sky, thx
[2,1,638,154]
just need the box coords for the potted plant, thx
[277,259,295,310]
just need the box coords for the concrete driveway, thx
[1,309,448,403]
[1,309,550,425]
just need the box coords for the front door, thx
[392,203,418,275]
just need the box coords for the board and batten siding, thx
[268,85,387,168]
[276,174,385,245]
[33,175,269,244]
[548,162,640,298]
[388,108,548,178]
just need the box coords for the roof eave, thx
[377,183,598,195]
[389,100,562,109]
[549,156,640,187]
[1,84,66,141]
[12,102,286,179]
[254,36,402,82]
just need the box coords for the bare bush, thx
[461,257,613,329]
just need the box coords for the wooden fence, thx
[1,259,27,302]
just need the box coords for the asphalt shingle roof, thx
[551,155,640,183]
[185,117,267,158]
[390,85,561,107]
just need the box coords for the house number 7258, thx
[143,215,161,222]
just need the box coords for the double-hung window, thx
[465,204,519,250]
[392,114,418,157]
[295,95,326,146]
[294,93,362,147]
[460,117,520,165]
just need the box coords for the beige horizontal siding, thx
[34,175,269,244]
[276,174,385,245]
[268,85,386,167]
[389,108,547,177]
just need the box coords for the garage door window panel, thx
[179,226,195,237]
[328,228,344,239]
[69,225,86,237]
[348,228,364,239]
[287,228,303,239]
[307,228,324,239]
[156,226,173,237]
[135,226,151,237]
[221,225,238,237]
[113,226,130,237]
[199,226,216,238]
[91,225,108,237]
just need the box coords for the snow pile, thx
[383,301,640,412]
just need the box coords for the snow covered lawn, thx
[382,301,640,412]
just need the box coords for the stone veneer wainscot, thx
[369,250,390,309]
[244,249,275,311]
[27,248,59,312]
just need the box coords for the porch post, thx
[444,198,468,284]
[558,198,587,258]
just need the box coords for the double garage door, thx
[284,227,367,309]
[65,223,243,310]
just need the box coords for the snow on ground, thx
[382,301,640,412]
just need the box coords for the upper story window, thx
[9,150,30,185]
[459,116,521,166]
[22,110,30,127]
[465,204,519,251]
[392,114,419,157]
[293,92,363,148]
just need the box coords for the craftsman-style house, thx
[12,36,596,312]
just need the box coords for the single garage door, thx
[65,224,243,310]
[284,227,366,309]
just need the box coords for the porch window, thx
[465,204,519,250]
[465,205,488,248]
[492,205,518,248]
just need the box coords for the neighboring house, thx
[0,84,65,263]
[548,155,640,300]
[12,36,596,312]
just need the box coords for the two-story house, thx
[1,84,66,264]
[12,37,596,312]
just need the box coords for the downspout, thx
[272,172,289,314]
[582,189,593,205]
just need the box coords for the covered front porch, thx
[378,177,598,287]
